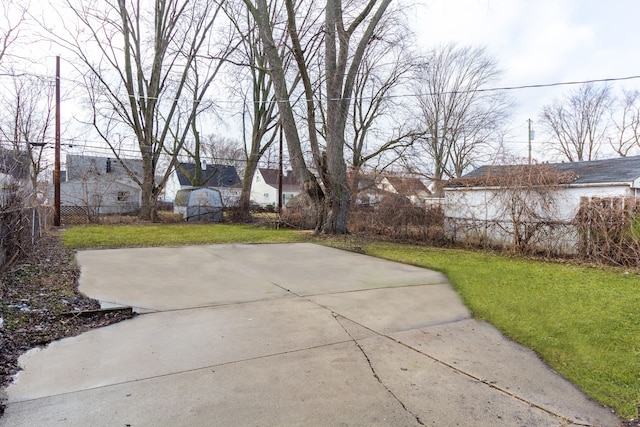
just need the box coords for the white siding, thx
[52,178,141,215]
[444,184,634,253]
[250,170,277,207]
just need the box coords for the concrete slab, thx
[308,284,471,334]
[2,243,622,426]
[358,335,564,426]
[3,343,422,427]
[208,243,449,296]
[76,246,291,311]
[389,319,620,427]
[6,298,349,402]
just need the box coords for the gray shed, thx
[174,187,223,222]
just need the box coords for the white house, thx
[250,168,300,208]
[164,162,242,206]
[444,156,640,253]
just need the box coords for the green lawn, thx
[335,241,639,419]
[62,224,639,418]
[63,223,309,249]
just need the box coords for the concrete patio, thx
[1,243,619,426]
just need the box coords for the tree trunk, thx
[237,154,260,221]
[139,174,158,222]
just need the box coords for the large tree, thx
[345,16,421,204]
[223,0,294,217]
[412,44,512,194]
[243,0,393,233]
[540,82,612,162]
[49,0,236,220]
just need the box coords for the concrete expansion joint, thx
[387,336,580,426]
[7,341,359,406]
[316,305,582,427]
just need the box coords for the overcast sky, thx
[6,0,639,164]
[411,0,640,160]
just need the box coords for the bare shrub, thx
[577,196,640,266]
[349,194,445,243]
[281,193,319,230]
[0,182,44,269]
[448,164,575,255]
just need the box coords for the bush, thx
[0,183,43,269]
[577,196,640,266]
[349,194,445,243]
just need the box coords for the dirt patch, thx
[0,232,132,415]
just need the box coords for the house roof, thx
[453,156,640,187]
[383,176,431,196]
[176,163,241,188]
[258,168,300,192]
[66,154,144,180]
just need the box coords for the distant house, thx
[250,168,300,208]
[50,154,142,215]
[444,156,640,253]
[378,175,433,206]
[0,147,30,206]
[165,162,242,206]
[349,172,384,206]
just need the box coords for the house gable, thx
[257,168,300,192]
[381,176,431,196]
[251,168,300,207]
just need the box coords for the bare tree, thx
[609,89,640,157]
[0,73,55,199]
[540,82,612,162]
[0,0,26,67]
[202,135,245,168]
[223,0,290,218]
[346,18,421,205]
[48,0,237,220]
[411,44,512,195]
[243,0,393,233]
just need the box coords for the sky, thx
[410,0,640,161]
[4,0,640,165]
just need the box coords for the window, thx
[264,193,269,198]
[117,191,130,202]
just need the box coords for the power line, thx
[474,75,640,94]
[3,67,640,102]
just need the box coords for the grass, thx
[63,223,310,249]
[61,224,639,418]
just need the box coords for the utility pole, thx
[527,119,534,165]
[277,124,283,217]
[54,56,61,227]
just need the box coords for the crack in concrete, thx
[319,307,586,427]
[331,313,426,426]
